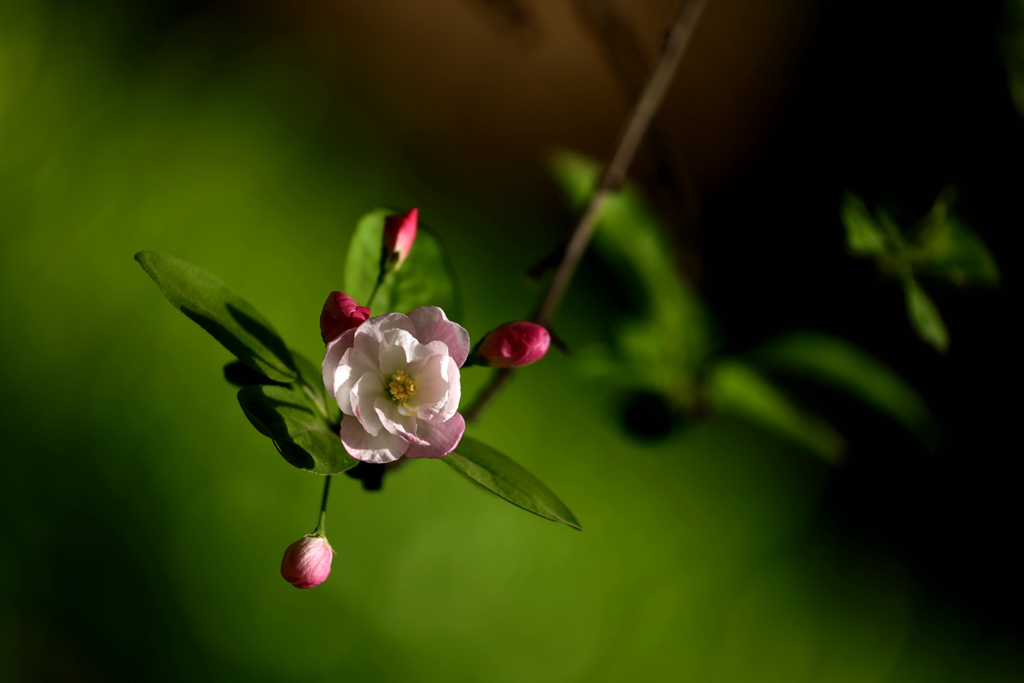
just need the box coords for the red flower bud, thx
[474,322,551,368]
[383,207,418,268]
[320,291,370,344]
[281,534,334,589]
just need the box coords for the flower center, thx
[387,369,418,404]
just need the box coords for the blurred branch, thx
[570,0,703,284]
[464,0,709,423]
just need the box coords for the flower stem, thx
[366,275,384,310]
[313,475,332,537]
[463,0,708,423]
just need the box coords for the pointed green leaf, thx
[289,347,340,427]
[841,193,889,256]
[444,436,582,531]
[705,360,845,463]
[344,209,460,318]
[750,331,936,445]
[237,384,356,475]
[909,217,1001,286]
[223,361,289,387]
[135,251,297,382]
[903,275,949,353]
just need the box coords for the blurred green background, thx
[1,0,1020,680]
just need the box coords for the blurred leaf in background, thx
[749,331,937,446]
[840,191,999,352]
[547,150,933,464]
[548,149,712,411]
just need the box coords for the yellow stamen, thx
[387,369,418,404]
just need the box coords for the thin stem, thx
[313,475,332,536]
[366,275,384,310]
[536,0,707,327]
[463,0,708,423]
[463,369,514,423]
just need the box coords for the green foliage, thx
[907,216,1001,286]
[705,360,845,463]
[903,274,950,353]
[841,194,889,256]
[238,384,358,475]
[840,191,998,352]
[137,251,348,472]
[137,242,570,526]
[750,331,936,445]
[546,150,933,464]
[290,347,339,425]
[548,150,711,407]
[344,208,460,317]
[135,251,298,382]
[444,436,582,531]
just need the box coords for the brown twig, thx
[463,0,709,423]
[570,0,704,285]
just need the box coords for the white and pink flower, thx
[322,306,469,464]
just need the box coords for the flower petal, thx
[432,356,462,422]
[377,329,436,376]
[374,397,429,446]
[330,344,379,415]
[348,313,416,370]
[351,372,385,435]
[340,415,409,464]
[322,328,357,398]
[410,353,450,413]
[408,307,471,368]
[403,412,466,459]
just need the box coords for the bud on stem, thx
[381,207,419,272]
[469,321,551,368]
[320,291,370,343]
[280,475,335,589]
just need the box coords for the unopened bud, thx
[473,322,551,368]
[382,207,419,269]
[281,534,334,589]
[320,291,370,343]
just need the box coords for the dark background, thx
[700,0,1021,640]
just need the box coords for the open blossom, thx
[474,321,550,368]
[322,307,469,464]
[383,208,419,268]
[319,291,371,344]
[281,534,334,589]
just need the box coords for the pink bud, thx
[320,291,370,344]
[475,322,551,368]
[281,534,334,589]
[383,207,419,267]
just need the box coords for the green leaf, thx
[444,436,582,531]
[547,150,712,406]
[903,275,949,353]
[237,384,357,475]
[750,331,936,445]
[135,251,297,382]
[344,209,460,317]
[223,361,288,387]
[705,360,845,463]
[841,193,889,256]
[909,217,1001,286]
[289,347,340,427]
